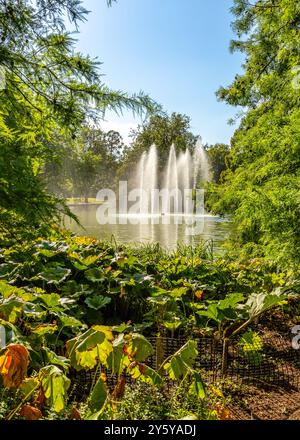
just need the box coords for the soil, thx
[227,309,300,420]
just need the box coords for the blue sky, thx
[75,0,244,145]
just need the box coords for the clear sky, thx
[74,0,244,145]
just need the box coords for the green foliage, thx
[163,340,198,380]
[0,0,158,234]
[39,365,70,413]
[207,0,300,265]
[0,231,297,419]
[87,377,108,418]
[205,143,230,183]
[239,330,263,365]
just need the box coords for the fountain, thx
[135,138,210,215]
[138,144,158,214]
[193,137,210,185]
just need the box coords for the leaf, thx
[0,296,24,323]
[0,319,20,347]
[39,365,70,413]
[43,348,70,371]
[239,330,263,365]
[0,344,29,388]
[31,324,58,336]
[85,268,105,283]
[128,362,163,386]
[84,295,111,310]
[163,340,198,380]
[219,292,244,309]
[126,333,153,362]
[198,303,221,323]
[191,371,206,399]
[81,255,99,267]
[58,314,84,329]
[88,377,108,414]
[0,281,25,299]
[38,293,61,309]
[107,334,125,374]
[169,287,188,298]
[239,330,262,352]
[66,326,113,370]
[36,265,71,285]
[20,405,42,420]
[19,377,39,397]
[246,291,288,319]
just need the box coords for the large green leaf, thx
[190,371,206,399]
[58,314,85,329]
[129,363,163,386]
[164,340,198,380]
[0,281,25,299]
[85,295,111,310]
[38,293,61,309]
[88,377,108,413]
[85,268,105,283]
[36,265,71,285]
[107,334,125,374]
[219,293,244,309]
[126,333,153,362]
[0,296,25,323]
[67,326,113,370]
[246,291,288,319]
[39,365,70,413]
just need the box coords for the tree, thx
[118,113,197,181]
[209,0,300,264]
[0,0,158,235]
[205,144,230,183]
[43,127,124,199]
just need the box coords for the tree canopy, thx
[0,0,158,235]
[207,0,300,265]
[118,113,198,181]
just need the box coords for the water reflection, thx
[64,205,231,253]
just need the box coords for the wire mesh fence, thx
[69,333,300,400]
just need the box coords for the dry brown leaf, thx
[0,344,29,388]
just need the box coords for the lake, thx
[65,204,231,253]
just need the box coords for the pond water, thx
[65,204,231,253]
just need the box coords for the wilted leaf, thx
[39,365,70,413]
[0,344,29,388]
[19,377,39,397]
[20,405,42,420]
[128,362,162,386]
